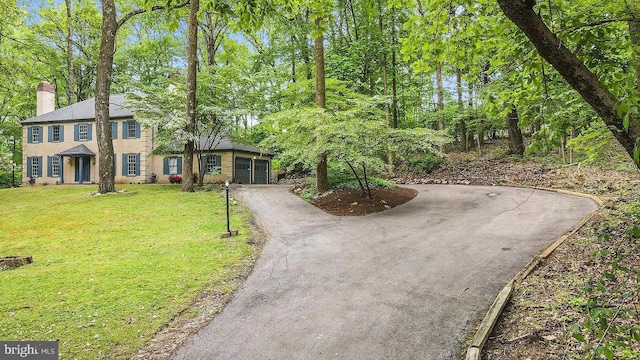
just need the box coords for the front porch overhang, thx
[54,144,95,184]
[55,144,96,157]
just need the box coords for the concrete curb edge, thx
[464,186,602,360]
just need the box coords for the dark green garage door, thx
[235,157,251,184]
[254,159,269,184]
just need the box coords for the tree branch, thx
[117,1,190,30]
[0,31,30,46]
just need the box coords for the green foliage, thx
[126,79,191,154]
[114,34,185,90]
[569,220,640,359]
[295,167,396,200]
[331,176,397,191]
[260,79,450,191]
[399,0,640,165]
[407,152,444,173]
[566,124,614,165]
[271,159,281,171]
[297,177,318,200]
[299,186,317,200]
[0,124,21,188]
[125,35,267,156]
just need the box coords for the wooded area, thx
[1,0,640,191]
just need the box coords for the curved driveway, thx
[172,185,597,360]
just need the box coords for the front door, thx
[254,159,269,184]
[74,156,91,183]
[234,157,251,184]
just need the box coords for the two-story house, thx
[21,82,272,185]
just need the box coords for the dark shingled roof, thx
[22,95,133,124]
[197,136,271,155]
[55,144,96,157]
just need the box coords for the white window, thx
[127,121,137,138]
[127,154,137,176]
[168,157,178,175]
[32,157,40,178]
[52,125,61,142]
[32,127,40,143]
[51,157,60,177]
[79,124,88,141]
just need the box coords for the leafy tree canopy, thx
[259,78,450,183]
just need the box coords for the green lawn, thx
[0,185,256,359]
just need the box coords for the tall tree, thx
[95,0,118,193]
[390,7,399,128]
[182,0,199,192]
[314,16,329,193]
[377,0,390,126]
[95,0,188,194]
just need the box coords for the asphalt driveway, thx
[171,185,598,360]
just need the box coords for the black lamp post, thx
[221,179,238,238]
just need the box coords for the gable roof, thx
[55,144,96,157]
[197,136,271,155]
[22,95,133,124]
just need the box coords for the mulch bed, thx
[309,187,418,216]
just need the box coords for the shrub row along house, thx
[21,82,272,185]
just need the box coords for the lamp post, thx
[221,179,238,238]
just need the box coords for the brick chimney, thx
[37,81,55,116]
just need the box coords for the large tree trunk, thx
[377,0,390,127]
[182,0,199,192]
[65,0,75,105]
[96,0,117,194]
[507,106,525,155]
[436,60,445,152]
[497,0,640,166]
[456,68,467,151]
[390,10,399,128]
[315,17,329,193]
